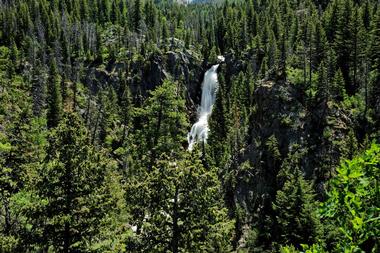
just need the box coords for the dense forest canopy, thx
[0,0,379,252]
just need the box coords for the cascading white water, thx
[187,59,223,151]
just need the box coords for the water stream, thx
[187,58,223,151]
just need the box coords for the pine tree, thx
[128,152,234,252]
[273,149,322,249]
[312,20,327,69]
[133,79,188,168]
[8,40,18,78]
[208,75,229,168]
[208,46,218,64]
[0,109,46,251]
[228,72,250,154]
[278,32,287,73]
[334,0,355,95]
[325,0,339,42]
[316,60,329,100]
[247,0,258,38]
[369,8,380,127]
[161,17,169,44]
[118,76,133,147]
[110,0,121,24]
[351,6,365,90]
[331,69,346,101]
[133,0,142,33]
[144,0,157,29]
[46,60,63,128]
[31,63,47,117]
[98,87,120,145]
[361,0,371,30]
[31,113,117,252]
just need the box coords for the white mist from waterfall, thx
[187,62,222,151]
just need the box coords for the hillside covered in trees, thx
[0,0,379,252]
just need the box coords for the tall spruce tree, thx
[46,60,63,128]
[133,79,188,168]
[334,0,355,95]
[129,152,234,252]
[369,8,380,129]
[31,113,118,252]
[133,0,142,33]
[273,149,322,249]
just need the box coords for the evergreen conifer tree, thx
[46,60,63,128]
[273,149,322,249]
[32,113,118,252]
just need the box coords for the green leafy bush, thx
[320,143,380,252]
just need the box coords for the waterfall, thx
[187,58,223,151]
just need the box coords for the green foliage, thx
[208,46,219,64]
[133,79,188,168]
[286,67,318,87]
[320,143,380,252]
[29,113,126,252]
[127,152,234,252]
[274,150,322,249]
[46,61,63,128]
[280,245,298,253]
[133,0,142,33]
[331,69,347,101]
[265,135,281,162]
[280,243,327,253]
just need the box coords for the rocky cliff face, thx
[209,51,358,247]
[223,75,355,241]
[83,48,204,110]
